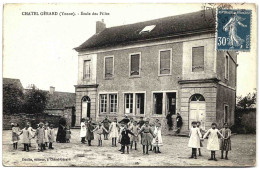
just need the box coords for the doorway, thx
[189,94,206,130]
[81,96,91,120]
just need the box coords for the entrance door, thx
[189,94,206,130]
[82,96,91,120]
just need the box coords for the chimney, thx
[49,86,55,94]
[96,19,106,34]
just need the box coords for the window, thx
[139,25,156,34]
[159,49,171,75]
[125,93,133,114]
[224,105,229,123]
[130,53,141,76]
[153,93,163,115]
[105,56,114,78]
[83,60,91,79]
[100,94,107,113]
[166,92,176,115]
[225,55,229,79]
[109,94,117,113]
[192,46,204,72]
[190,94,205,101]
[136,93,145,115]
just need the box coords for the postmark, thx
[217,9,251,51]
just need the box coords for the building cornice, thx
[178,78,220,84]
[74,84,99,88]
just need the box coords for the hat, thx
[39,122,44,126]
[11,123,14,125]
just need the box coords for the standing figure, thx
[120,124,135,154]
[44,123,49,149]
[176,113,183,134]
[109,118,119,147]
[92,122,108,147]
[48,124,55,149]
[138,120,155,155]
[66,126,72,143]
[27,122,35,147]
[188,121,202,159]
[56,118,67,143]
[101,116,111,140]
[203,123,224,161]
[220,123,232,160]
[20,124,30,152]
[152,123,163,153]
[34,122,45,152]
[11,123,19,150]
[80,118,86,144]
[86,118,95,146]
[118,123,125,151]
[196,121,205,156]
[166,113,173,130]
[129,121,140,150]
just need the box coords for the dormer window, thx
[139,25,156,34]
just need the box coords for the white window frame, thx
[98,92,118,115]
[129,52,141,77]
[225,54,229,80]
[158,48,172,76]
[104,55,114,79]
[109,94,118,114]
[191,46,205,73]
[83,60,91,80]
[151,90,178,117]
[224,104,229,123]
[123,91,146,116]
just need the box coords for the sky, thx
[2,3,257,96]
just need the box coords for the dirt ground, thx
[2,129,256,167]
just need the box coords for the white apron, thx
[80,122,87,138]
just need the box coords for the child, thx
[86,118,95,146]
[188,121,202,159]
[101,116,111,140]
[20,124,30,152]
[196,121,205,156]
[44,123,49,149]
[118,122,125,151]
[27,122,35,147]
[152,122,163,153]
[34,122,45,152]
[220,123,232,160]
[138,120,155,155]
[92,122,108,146]
[11,123,19,150]
[80,118,86,144]
[109,118,119,147]
[129,121,140,150]
[48,124,55,149]
[203,123,224,161]
[120,123,135,154]
[66,126,71,143]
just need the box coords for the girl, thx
[118,123,125,151]
[152,122,163,153]
[203,123,224,161]
[48,124,55,149]
[220,123,232,160]
[92,122,108,146]
[20,124,30,152]
[44,124,49,149]
[80,118,86,144]
[188,121,202,159]
[101,116,111,140]
[196,121,205,156]
[11,123,19,150]
[86,118,95,146]
[120,123,135,154]
[66,126,71,143]
[138,120,155,155]
[109,118,119,147]
[129,121,140,150]
[34,122,45,152]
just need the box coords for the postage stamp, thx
[217,9,251,51]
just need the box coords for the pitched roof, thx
[3,78,24,89]
[45,91,76,109]
[75,9,216,52]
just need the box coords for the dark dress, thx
[86,122,94,140]
[120,129,134,145]
[166,114,173,128]
[176,115,183,128]
[119,118,130,124]
[102,119,111,134]
[56,124,66,143]
[220,128,232,151]
[137,120,145,128]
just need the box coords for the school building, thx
[74,10,237,132]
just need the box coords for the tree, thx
[23,85,48,115]
[3,83,24,114]
[236,90,256,109]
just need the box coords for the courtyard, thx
[2,129,256,167]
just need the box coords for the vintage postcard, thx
[2,3,257,167]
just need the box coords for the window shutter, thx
[105,57,113,78]
[192,47,204,72]
[130,54,140,76]
[160,50,171,74]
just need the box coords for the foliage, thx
[3,83,24,114]
[23,85,48,115]
[236,90,256,109]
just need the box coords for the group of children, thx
[80,116,163,155]
[11,122,72,152]
[188,121,232,160]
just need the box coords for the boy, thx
[129,121,140,150]
[120,123,135,154]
